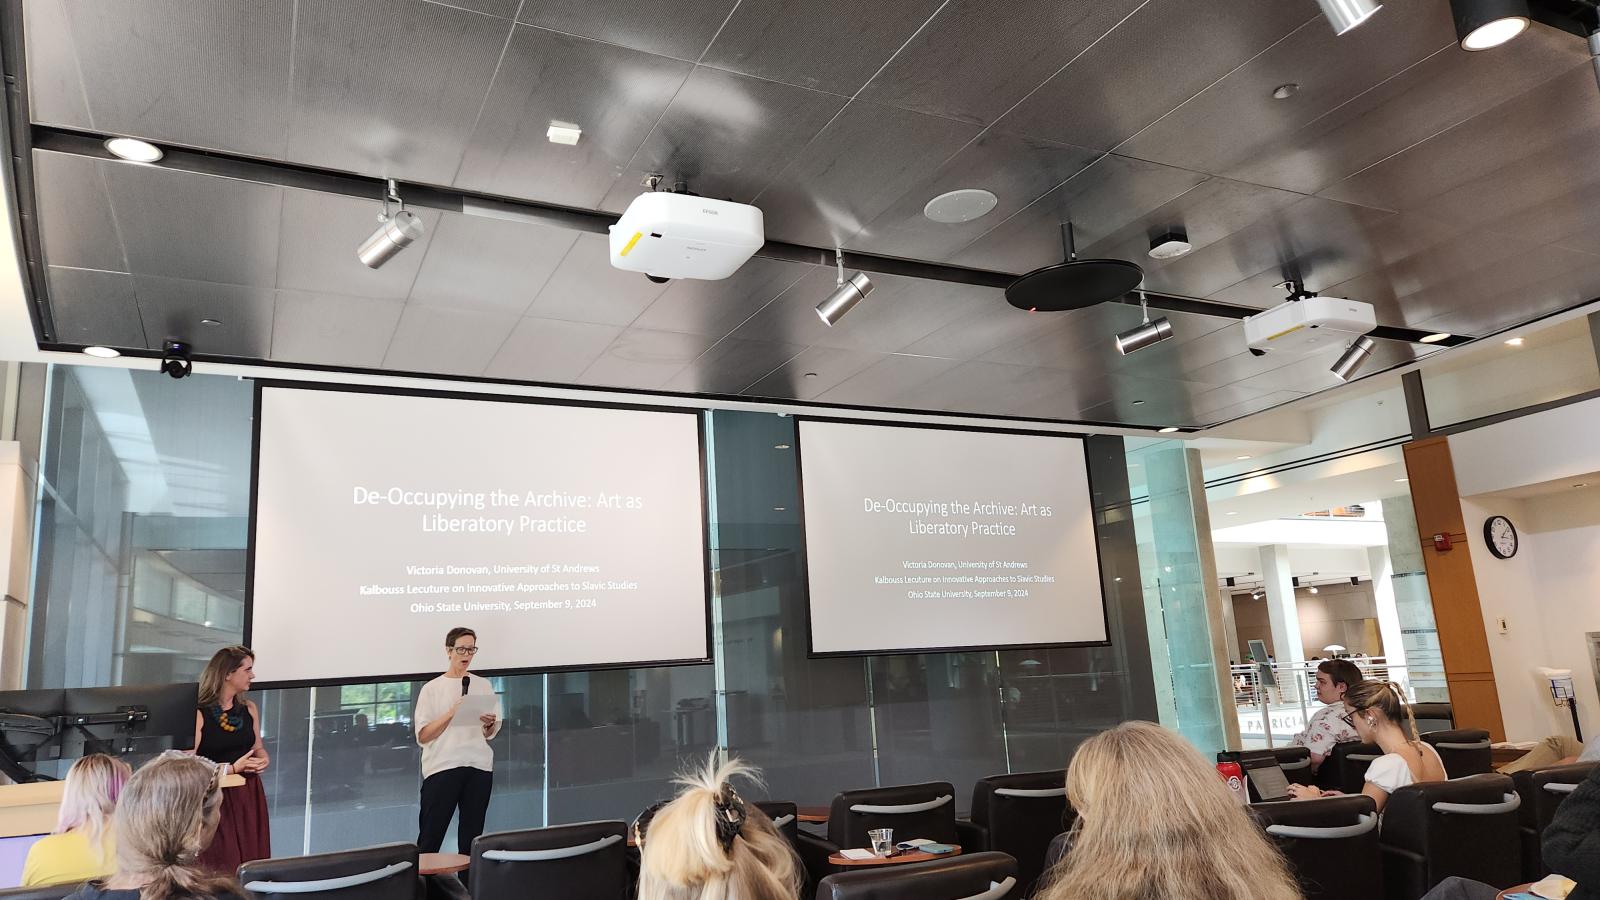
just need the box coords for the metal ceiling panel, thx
[407,211,578,315]
[1075,373,1224,425]
[663,337,804,394]
[728,268,983,353]
[101,164,282,289]
[893,359,1101,418]
[1201,389,1308,424]
[1222,29,1585,195]
[1407,251,1600,334]
[597,67,849,212]
[899,304,1074,361]
[440,0,520,18]
[1413,144,1600,248]
[483,317,623,382]
[813,353,963,406]
[949,154,1208,275]
[857,0,1147,126]
[277,189,443,302]
[742,345,886,400]
[132,275,274,357]
[752,101,981,247]
[271,290,406,369]
[525,233,670,326]
[700,0,942,95]
[981,303,1133,371]
[25,0,294,158]
[44,267,144,347]
[578,328,719,389]
[999,0,1312,151]
[289,0,510,185]
[516,0,735,60]
[1180,346,1306,388]
[1117,0,1456,179]
[454,25,693,208]
[383,304,519,375]
[849,130,1100,262]
[631,257,812,337]
[31,151,126,273]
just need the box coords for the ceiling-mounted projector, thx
[608,192,764,283]
[1244,295,1376,355]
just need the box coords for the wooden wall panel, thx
[1403,437,1506,741]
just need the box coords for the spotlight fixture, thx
[1148,229,1192,260]
[1250,587,1265,600]
[358,179,425,269]
[81,346,120,358]
[1420,332,1452,343]
[1330,334,1376,381]
[1450,0,1530,50]
[815,248,873,326]
[1309,585,1320,594]
[1315,0,1383,34]
[104,137,163,162]
[1115,293,1174,355]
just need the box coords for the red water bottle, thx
[1217,761,1247,804]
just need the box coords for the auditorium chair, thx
[1410,703,1454,736]
[755,800,800,845]
[1512,761,1598,881]
[1043,831,1072,875]
[815,851,1021,900]
[1319,740,1383,794]
[1420,729,1493,779]
[468,820,629,900]
[1379,773,1522,899]
[966,771,1074,896]
[0,885,80,900]
[1249,795,1380,900]
[794,781,966,887]
[1267,746,1315,787]
[239,842,422,900]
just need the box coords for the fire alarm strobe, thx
[608,192,765,282]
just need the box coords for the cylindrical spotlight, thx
[1315,0,1383,34]
[1115,316,1174,355]
[1451,0,1530,50]
[357,209,425,269]
[1330,335,1376,382]
[815,272,873,326]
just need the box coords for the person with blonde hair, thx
[191,645,270,873]
[1036,721,1302,900]
[21,754,132,886]
[1287,680,1444,812]
[633,755,801,900]
[65,751,245,900]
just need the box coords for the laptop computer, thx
[1238,751,1291,802]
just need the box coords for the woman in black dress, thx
[192,646,271,874]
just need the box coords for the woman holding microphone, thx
[415,627,501,856]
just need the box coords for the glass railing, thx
[1229,658,1416,749]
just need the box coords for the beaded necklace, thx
[214,702,243,733]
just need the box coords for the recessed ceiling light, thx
[1235,455,1252,460]
[81,346,120,358]
[1158,426,1180,434]
[1419,332,1451,343]
[1272,83,1300,100]
[201,318,222,326]
[923,188,999,224]
[1574,483,1589,488]
[1226,511,1239,516]
[803,372,818,379]
[104,137,163,162]
[1132,399,1146,405]
[546,123,582,145]
[773,506,786,511]
[1395,477,1409,483]
[1148,229,1192,259]
[1505,337,1524,346]
[774,443,791,450]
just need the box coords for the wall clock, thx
[1483,515,1518,559]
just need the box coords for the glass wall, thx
[24,366,1158,856]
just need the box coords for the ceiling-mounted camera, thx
[160,340,193,379]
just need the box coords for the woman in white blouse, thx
[1288,680,1446,812]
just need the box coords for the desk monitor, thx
[1239,751,1291,802]
[62,683,196,756]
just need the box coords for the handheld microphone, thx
[461,675,471,696]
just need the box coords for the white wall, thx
[1522,490,1600,740]
[1452,395,1600,497]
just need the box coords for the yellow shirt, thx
[21,829,116,887]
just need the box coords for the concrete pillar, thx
[1367,545,1409,673]
[1260,544,1304,663]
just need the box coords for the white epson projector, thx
[1243,295,1377,355]
[608,192,764,282]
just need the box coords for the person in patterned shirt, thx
[1291,658,1363,774]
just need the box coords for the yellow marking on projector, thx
[1267,323,1306,341]
[618,232,643,257]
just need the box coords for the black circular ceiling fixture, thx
[1005,223,1144,311]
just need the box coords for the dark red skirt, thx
[197,772,271,875]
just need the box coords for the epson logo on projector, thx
[701,208,719,215]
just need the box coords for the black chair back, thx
[1420,729,1493,779]
[815,851,1020,900]
[1512,761,1598,881]
[239,842,421,900]
[1320,740,1383,793]
[969,771,1073,897]
[469,820,628,900]
[1268,746,1315,787]
[1042,831,1072,879]
[755,800,799,845]
[1249,795,1380,900]
[827,782,958,850]
[1410,703,1454,735]
[0,885,81,900]
[1379,773,1522,898]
